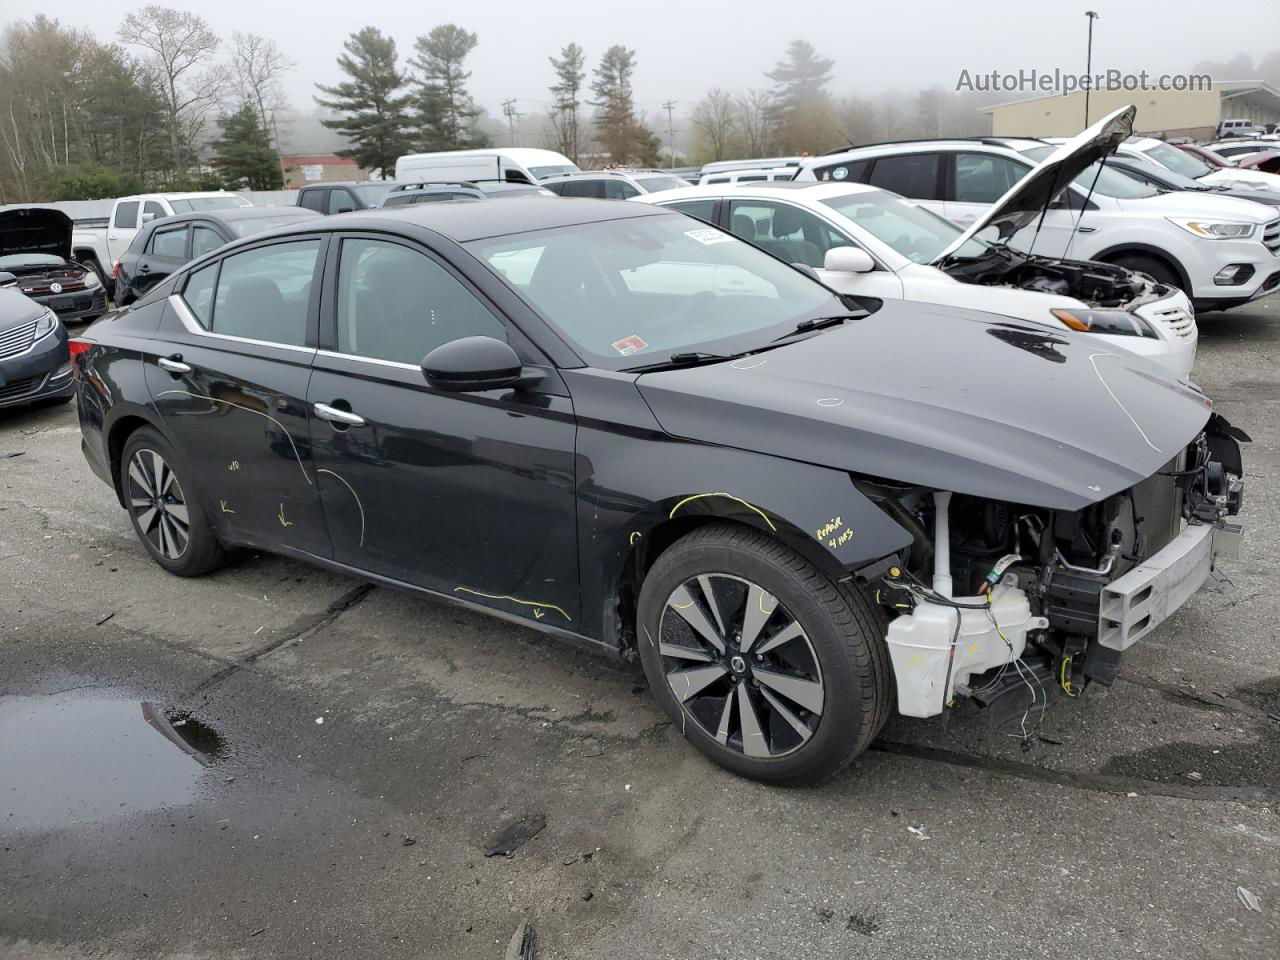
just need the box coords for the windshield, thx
[1111,163,1202,191]
[0,253,63,268]
[821,190,990,262]
[168,197,247,213]
[1142,142,1214,179]
[1020,147,1158,198]
[530,164,580,180]
[468,214,842,368]
[352,183,396,205]
[634,175,687,194]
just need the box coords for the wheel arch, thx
[104,405,171,507]
[1092,243,1192,292]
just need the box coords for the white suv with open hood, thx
[796,106,1280,313]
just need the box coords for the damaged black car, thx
[0,208,108,324]
[70,199,1246,783]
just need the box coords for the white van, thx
[394,148,578,185]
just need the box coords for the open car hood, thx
[0,207,73,262]
[637,298,1210,512]
[933,105,1136,263]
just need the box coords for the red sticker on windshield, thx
[611,335,648,356]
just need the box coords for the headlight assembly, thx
[1167,218,1257,240]
[33,307,59,342]
[1050,307,1159,339]
[81,269,101,289]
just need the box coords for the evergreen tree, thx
[212,102,282,189]
[548,42,586,163]
[765,39,834,110]
[314,27,413,178]
[765,40,836,152]
[410,25,488,150]
[589,45,656,165]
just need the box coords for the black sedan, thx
[0,208,107,323]
[70,199,1245,783]
[0,283,71,409]
[114,206,321,306]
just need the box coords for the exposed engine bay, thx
[941,247,1169,310]
[867,413,1247,728]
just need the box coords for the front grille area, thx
[0,319,38,360]
[0,377,38,402]
[1264,218,1280,256]
[21,278,87,296]
[1151,305,1195,340]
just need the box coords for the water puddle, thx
[0,691,225,833]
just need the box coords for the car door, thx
[945,152,1033,230]
[107,200,141,262]
[306,233,580,623]
[146,234,331,557]
[134,223,191,297]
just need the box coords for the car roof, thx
[804,139,1037,166]
[293,197,669,242]
[148,207,319,227]
[638,181,882,204]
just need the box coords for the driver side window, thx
[336,239,507,365]
[726,201,853,268]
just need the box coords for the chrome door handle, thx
[1076,226,1097,233]
[313,402,365,427]
[157,355,191,374]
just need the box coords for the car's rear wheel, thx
[121,427,224,577]
[637,523,890,784]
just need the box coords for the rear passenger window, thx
[953,153,1029,203]
[336,239,506,365]
[191,226,223,258]
[813,159,868,183]
[664,199,717,224]
[867,153,942,200]
[211,240,320,346]
[559,180,605,198]
[150,226,188,258]
[605,180,640,199]
[181,263,217,328]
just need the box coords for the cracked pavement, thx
[2,300,1278,960]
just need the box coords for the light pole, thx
[662,100,677,170]
[1084,11,1099,126]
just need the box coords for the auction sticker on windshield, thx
[685,228,736,245]
[611,335,649,356]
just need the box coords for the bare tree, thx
[119,5,225,171]
[691,87,738,162]
[736,90,773,158]
[231,32,293,147]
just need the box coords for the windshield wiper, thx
[622,351,738,373]
[770,314,858,343]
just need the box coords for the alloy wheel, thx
[658,573,824,758]
[126,448,190,561]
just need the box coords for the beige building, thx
[980,82,1280,140]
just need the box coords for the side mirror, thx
[421,336,523,392]
[141,212,156,223]
[823,246,875,274]
[335,206,354,215]
[0,271,16,287]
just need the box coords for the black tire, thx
[1111,254,1182,294]
[637,523,890,784]
[120,426,225,577]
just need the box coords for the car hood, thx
[636,299,1210,512]
[1111,189,1279,222]
[0,207,72,262]
[934,105,1136,262]
[0,286,45,331]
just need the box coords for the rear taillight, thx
[68,338,92,378]
[112,261,122,280]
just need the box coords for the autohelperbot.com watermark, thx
[956,69,1212,95]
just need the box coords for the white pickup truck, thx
[71,192,251,293]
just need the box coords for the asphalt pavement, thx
[2,300,1277,960]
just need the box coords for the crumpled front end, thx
[868,413,1247,719]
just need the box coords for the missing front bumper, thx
[1096,520,1242,652]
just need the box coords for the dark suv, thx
[296,181,397,215]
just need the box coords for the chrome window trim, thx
[315,348,420,372]
[167,294,316,355]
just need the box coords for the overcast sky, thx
[19,0,1280,119]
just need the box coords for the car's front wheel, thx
[637,523,891,783]
[121,427,225,577]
